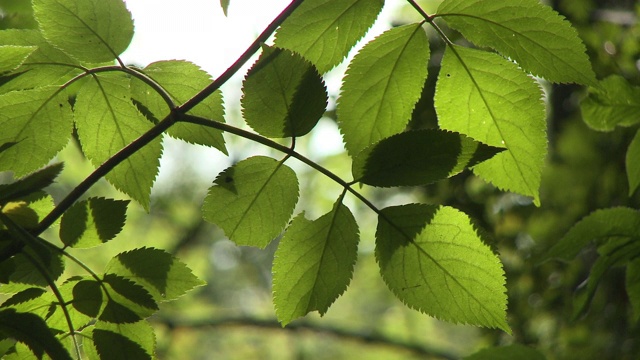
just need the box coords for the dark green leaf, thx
[0,163,63,204]
[33,0,134,62]
[104,247,205,302]
[273,200,359,325]
[337,23,430,156]
[59,197,129,248]
[0,309,72,360]
[437,0,596,85]
[202,156,299,248]
[0,46,36,73]
[242,46,327,138]
[626,258,640,322]
[352,129,503,187]
[581,75,640,131]
[275,0,384,73]
[93,321,154,360]
[627,130,640,196]
[376,204,509,332]
[71,279,103,318]
[464,344,545,360]
[435,46,547,205]
[99,274,158,324]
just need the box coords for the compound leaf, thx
[59,197,129,248]
[376,204,509,332]
[104,247,205,302]
[627,130,640,196]
[273,200,359,325]
[33,0,134,63]
[242,46,327,138]
[275,0,384,73]
[202,156,299,248]
[437,0,596,85]
[92,321,155,360]
[0,309,72,360]
[337,23,430,156]
[435,46,546,205]
[352,129,503,187]
[580,75,640,132]
[75,73,163,210]
[0,45,36,73]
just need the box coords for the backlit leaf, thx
[59,197,129,248]
[435,46,546,205]
[104,247,205,302]
[33,0,134,63]
[275,0,384,73]
[580,75,640,131]
[337,23,430,156]
[99,274,158,324]
[626,130,640,196]
[352,129,503,187]
[0,309,72,360]
[241,46,327,138]
[0,87,73,177]
[202,156,299,248]
[75,73,163,210]
[93,321,155,360]
[0,46,36,73]
[273,200,359,325]
[0,163,63,204]
[437,0,596,85]
[376,204,509,332]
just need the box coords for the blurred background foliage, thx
[1,0,640,359]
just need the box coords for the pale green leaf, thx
[464,344,545,360]
[0,309,72,360]
[352,129,503,187]
[0,163,63,203]
[59,197,129,248]
[376,204,509,332]
[627,130,640,196]
[275,0,384,73]
[93,321,155,360]
[626,258,640,322]
[99,274,158,324]
[220,0,230,16]
[273,201,359,325]
[131,60,227,153]
[44,278,94,332]
[337,23,430,156]
[104,247,205,302]
[241,46,327,138]
[435,46,546,205]
[581,75,640,131]
[202,156,299,248]
[0,46,36,73]
[545,207,640,261]
[33,0,134,63]
[437,0,596,85]
[0,87,73,177]
[75,73,163,210]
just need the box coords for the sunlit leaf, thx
[275,0,384,73]
[581,75,640,131]
[273,200,359,325]
[92,320,155,360]
[75,73,163,210]
[0,87,73,177]
[435,46,546,205]
[352,129,503,187]
[0,288,51,321]
[627,130,640,196]
[0,46,36,73]
[33,0,134,62]
[337,23,430,155]
[202,156,299,248]
[99,274,158,324]
[627,258,640,322]
[44,277,94,332]
[59,197,129,248]
[376,204,509,332]
[464,344,545,360]
[71,279,103,318]
[437,0,596,85]
[0,309,72,360]
[104,247,205,302]
[241,46,327,138]
[0,163,63,204]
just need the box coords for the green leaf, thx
[626,258,640,323]
[436,0,596,85]
[337,23,430,156]
[92,321,155,360]
[376,204,509,332]
[435,46,546,205]
[59,197,129,248]
[32,0,134,63]
[220,0,230,16]
[464,344,545,360]
[0,86,73,177]
[0,288,53,322]
[272,200,359,325]
[0,163,63,204]
[274,0,384,73]
[99,274,158,324]
[202,156,299,248]
[0,46,36,73]
[104,247,205,302]
[352,129,503,187]
[627,130,640,196]
[131,60,227,153]
[0,309,72,360]
[545,207,640,261]
[44,277,94,332]
[75,73,163,210]
[580,75,640,132]
[241,46,327,138]
[71,279,104,319]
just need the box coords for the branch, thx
[155,316,458,360]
